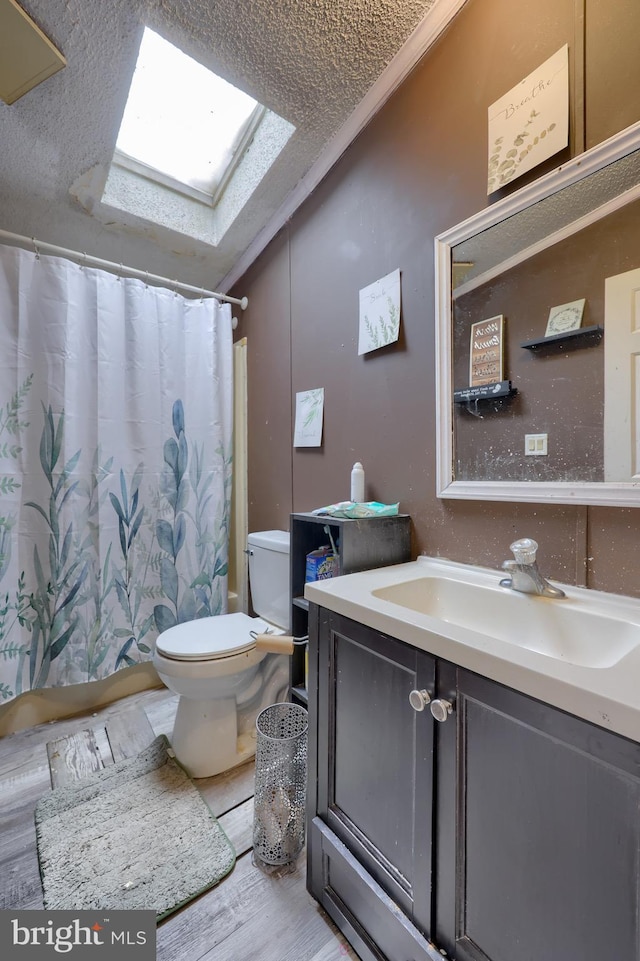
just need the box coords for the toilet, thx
[153,530,291,778]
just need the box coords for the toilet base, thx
[171,695,252,779]
[160,653,290,779]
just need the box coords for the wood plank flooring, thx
[0,687,359,961]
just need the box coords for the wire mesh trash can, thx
[252,702,308,870]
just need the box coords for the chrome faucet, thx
[499,538,565,598]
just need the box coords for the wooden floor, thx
[0,687,359,961]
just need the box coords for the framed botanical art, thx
[487,45,569,194]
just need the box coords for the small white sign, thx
[488,45,569,194]
[358,268,401,355]
[545,298,585,337]
[294,388,324,447]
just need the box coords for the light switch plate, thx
[525,433,548,456]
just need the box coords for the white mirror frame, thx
[435,120,640,507]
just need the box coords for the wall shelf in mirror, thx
[435,119,640,507]
[520,325,604,351]
[453,380,518,404]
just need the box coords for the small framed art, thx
[545,298,585,337]
[470,315,504,386]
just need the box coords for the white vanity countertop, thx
[304,555,640,744]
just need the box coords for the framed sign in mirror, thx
[435,119,640,507]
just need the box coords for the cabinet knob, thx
[430,698,454,722]
[408,689,431,712]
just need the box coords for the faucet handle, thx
[509,537,538,565]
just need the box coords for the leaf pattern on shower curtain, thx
[0,241,234,702]
[0,377,33,700]
[0,399,231,698]
[152,400,231,637]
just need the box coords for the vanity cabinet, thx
[307,606,640,961]
[309,605,436,960]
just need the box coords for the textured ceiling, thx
[0,0,439,291]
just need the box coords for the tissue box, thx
[305,546,338,582]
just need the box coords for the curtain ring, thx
[32,238,40,260]
[118,263,123,282]
[173,280,179,298]
[145,270,149,289]
[199,286,205,303]
[80,252,88,270]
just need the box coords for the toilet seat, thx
[155,611,274,662]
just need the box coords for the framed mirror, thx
[435,120,640,507]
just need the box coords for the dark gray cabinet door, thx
[311,607,436,955]
[435,663,640,961]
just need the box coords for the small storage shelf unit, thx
[289,511,411,706]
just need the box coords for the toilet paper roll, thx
[254,634,295,655]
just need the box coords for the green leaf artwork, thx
[487,45,569,195]
[294,388,325,448]
[487,114,558,193]
[358,268,401,355]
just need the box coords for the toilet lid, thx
[155,612,264,661]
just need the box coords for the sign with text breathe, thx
[469,315,504,386]
[487,44,569,194]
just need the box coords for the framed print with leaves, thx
[487,45,569,194]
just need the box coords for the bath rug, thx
[34,735,236,921]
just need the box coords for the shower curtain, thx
[0,244,233,703]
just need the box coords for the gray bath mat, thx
[35,735,236,920]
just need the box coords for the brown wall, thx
[239,230,293,534]
[233,0,640,597]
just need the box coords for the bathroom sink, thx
[372,575,639,669]
[305,555,640,742]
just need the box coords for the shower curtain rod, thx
[0,228,249,310]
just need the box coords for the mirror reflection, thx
[436,122,640,505]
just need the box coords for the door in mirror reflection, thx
[604,266,640,482]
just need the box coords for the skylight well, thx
[98,25,296,248]
[115,28,263,203]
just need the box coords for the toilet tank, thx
[247,530,290,630]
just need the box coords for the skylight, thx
[115,28,262,201]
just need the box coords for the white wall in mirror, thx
[435,119,640,507]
